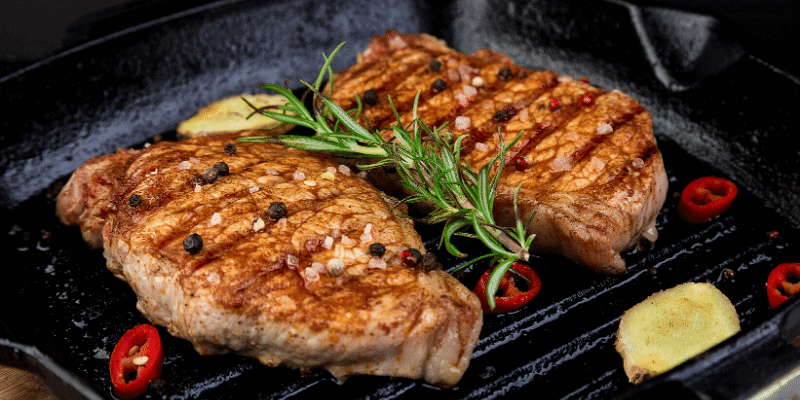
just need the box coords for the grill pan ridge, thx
[2,0,800,399]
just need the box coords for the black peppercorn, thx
[213,161,229,176]
[128,193,142,208]
[431,79,447,93]
[429,59,442,73]
[498,66,512,80]
[183,233,203,254]
[363,89,379,106]
[493,104,516,122]
[267,201,287,220]
[420,252,441,271]
[189,173,205,187]
[369,242,386,258]
[224,142,237,155]
[202,167,219,183]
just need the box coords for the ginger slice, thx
[615,282,741,384]
[177,93,295,138]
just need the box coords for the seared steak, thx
[327,31,668,274]
[56,134,482,387]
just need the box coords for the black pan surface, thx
[2,0,800,399]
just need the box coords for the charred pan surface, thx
[56,133,482,387]
[327,31,668,274]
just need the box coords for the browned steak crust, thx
[56,134,481,386]
[327,31,668,274]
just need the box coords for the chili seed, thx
[202,167,219,183]
[213,161,229,176]
[429,59,442,73]
[224,142,237,155]
[431,79,447,93]
[132,356,149,366]
[420,252,441,271]
[724,268,735,278]
[183,233,203,254]
[369,242,386,258]
[128,193,142,208]
[267,201,287,220]
[363,89,379,106]
[497,66,512,80]
[493,104,516,122]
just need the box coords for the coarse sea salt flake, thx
[323,236,334,249]
[463,85,477,97]
[369,257,387,270]
[304,267,320,283]
[596,123,613,135]
[249,186,260,193]
[210,212,221,226]
[178,161,192,170]
[338,165,351,176]
[632,158,645,169]
[475,142,489,152]
[455,116,471,131]
[293,171,306,181]
[265,168,279,176]
[550,156,573,173]
[252,217,265,232]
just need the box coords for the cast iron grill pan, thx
[2,0,800,399]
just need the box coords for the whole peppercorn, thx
[224,142,237,155]
[429,59,442,73]
[128,193,142,208]
[363,89,379,106]
[183,233,203,254]
[582,93,595,107]
[493,104,516,122]
[202,167,219,183]
[213,161,229,176]
[498,66,512,80]
[431,79,447,93]
[189,173,205,187]
[267,201,287,220]
[420,252,441,272]
[402,248,422,267]
[369,242,386,258]
[513,156,530,172]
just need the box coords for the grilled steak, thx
[56,134,482,387]
[327,31,668,274]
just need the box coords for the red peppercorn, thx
[402,248,422,267]
[514,156,530,172]
[582,93,595,107]
[549,98,561,111]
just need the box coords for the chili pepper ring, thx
[109,324,164,399]
[678,176,738,224]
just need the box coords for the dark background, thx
[1,0,798,78]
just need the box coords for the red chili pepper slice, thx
[678,176,738,224]
[109,324,164,399]
[766,263,800,309]
[473,262,541,314]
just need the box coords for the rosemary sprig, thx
[239,43,536,310]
